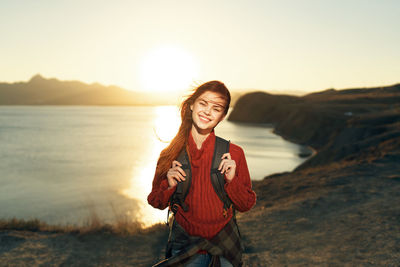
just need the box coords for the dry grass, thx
[0,204,162,236]
[0,212,168,267]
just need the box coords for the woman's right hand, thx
[167,160,186,189]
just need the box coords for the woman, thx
[148,81,256,267]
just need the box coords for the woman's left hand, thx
[218,153,236,182]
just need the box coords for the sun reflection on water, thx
[121,106,181,227]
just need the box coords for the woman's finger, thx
[172,160,182,168]
[221,153,231,160]
[176,172,187,182]
[175,167,186,179]
[219,159,234,171]
[221,164,226,174]
[220,161,229,174]
[224,162,233,174]
[222,161,235,174]
[218,159,227,171]
[170,169,186,182]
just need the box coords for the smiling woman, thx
[139,45,199,93]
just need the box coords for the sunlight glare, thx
[120,140,167,227]
[120,106,181,227]
[140,45,199,92]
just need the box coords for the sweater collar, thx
[188,129,215,159]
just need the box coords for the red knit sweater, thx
[147,130,256,240]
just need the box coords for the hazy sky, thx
[1,0,399,93]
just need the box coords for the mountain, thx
[0,74,180,105]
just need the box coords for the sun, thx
[139,45,199,93]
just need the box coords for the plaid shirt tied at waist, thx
[152,217,243,267]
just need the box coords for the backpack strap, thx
[170,147,192,214]
[169,135,233,216]
[210,136,233,216]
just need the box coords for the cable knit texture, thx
[147,129,256,241]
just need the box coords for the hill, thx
[228,83,400,265]
[0,74,180,106]
[229,83,400,166]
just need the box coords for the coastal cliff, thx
[228,83,400,265]
[229,84,400,168]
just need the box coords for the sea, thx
[0,106,310,226]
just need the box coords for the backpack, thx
[169,136,233,217]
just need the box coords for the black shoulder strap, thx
[210,136,233,213]
[170,147,192,213]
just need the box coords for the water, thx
[0,106,309,226]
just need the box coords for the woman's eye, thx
[199,102,206,106]
[213,108,222,112]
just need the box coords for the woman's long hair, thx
[153,80,231,186]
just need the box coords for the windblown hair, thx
[153,80,231,186]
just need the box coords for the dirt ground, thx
[1,160,399,266]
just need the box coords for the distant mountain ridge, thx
[0,74,247,106]
[0,74,180,105]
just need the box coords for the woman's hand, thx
[166,160,186,189]
[218,153,236,182]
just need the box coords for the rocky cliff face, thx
[228,83,400,169]
[228,84,400,265]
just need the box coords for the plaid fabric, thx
[153,218,243,267]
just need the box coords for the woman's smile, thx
[199,115,211,123]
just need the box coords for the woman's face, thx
[190,91,227,134]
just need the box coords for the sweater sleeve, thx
[147,169,176,210]
[224,144,256,212]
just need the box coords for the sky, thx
[1,0,399,93]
